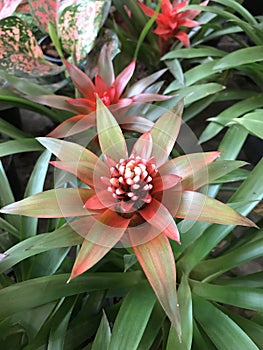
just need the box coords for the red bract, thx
[0,99,256,338]
[30,44,170,138]
[138,0,208,47]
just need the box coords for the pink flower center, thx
[107,155,157,211]
[100,91,111,106]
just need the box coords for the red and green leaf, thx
[0,188,96,218]
[151,101,183,166]
[130,229,182,339]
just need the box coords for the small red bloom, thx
[138,0,208,47]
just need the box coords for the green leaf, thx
[177,158,263,274]
[230,110,263,139]
[0,224,82,274]
[47,296,77,350]
[162,46,226,60]
[0,160,19,229]
[96,98,127,161]
[151,101,183,166]
[91,311,111,350]
[166,275,192,350]
[20,150,52,239]
[193,296,259,350]
[215,271,263,288]
[0,138,44,157]
[192,281,263,312]
[0,117,27,139]
[199,93,263,144]
[214,46,263,70]
[0,272,144,319]
[109,282,156,350]
[192,232,263,281]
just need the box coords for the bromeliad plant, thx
[27,43,171,138]
[0,99,256,339]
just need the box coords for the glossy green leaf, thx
[0,138,44,157]
[211,0,257,24]
[20,150,52,240]
[210,168,249,184]
[0,217,18,238]
[178,158,263,274]
[166,275,192,350]
[91,311,111,350]
[192,232,263,281]
[162,47,225,60]
[0,117,27,139]
[214,46,263,71]
[165,60,219,93]
[0,272,144,319]
[137,302,166,350]
[47,296,76,350]
[230,110,263,139]
[109,282,156,350]
[220,306,263,349]
[215,272,263,288]
[0,160,19,229]
[0,224,82,273]
[192,281,263,312]
[193,296,259,350]
[192,319,215,350]
[96,98,127,161]
[200,93,263,143]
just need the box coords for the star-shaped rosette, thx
[28,44,171,138]
[0,99,255,337]
[139,0,208,47]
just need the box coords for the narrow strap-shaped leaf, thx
[96,98,128,161]
[130,230,181,339]
[0,272,144,320]
[0,188,96,218]
[69,210,130,280]
[193,295,259,350]
[176,191,256,227]
[166,275,193,350]
[109,282,156,350]
[151,101,183,166]
[91,311,111,350]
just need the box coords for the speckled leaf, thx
[28,0,58,33]
[0,0,23,20]
[59,0,111,61]
[0,16,63,77]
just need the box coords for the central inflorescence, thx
[107,155,158,211]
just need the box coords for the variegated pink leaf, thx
[59,0,111,61]
[28,0,58,33]
[0,17,63,77]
